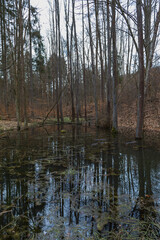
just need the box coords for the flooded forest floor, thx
[0,75,160,239]
[0,74,160,149]
[0,96,160,147]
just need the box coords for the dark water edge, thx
[0,125,160,240]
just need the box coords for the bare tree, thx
[87,0,98,124]
[144,4,160,93]
[72,0,80,123]
[94,0,104,104]
[117,0,160,94]
[82,0,87,121]
[112,0,118,131]
[64,0,75,122]
[136,0,144,139]
[28,0,33,109]
[106,0,111,128]
[55,0,63,122]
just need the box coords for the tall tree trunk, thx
[56,0,63,122]
[72,0,80,123]
[1,0,8,112]
[55,0,59,123]
[126,0,130,75]
[106,0,111,128]
[70,22,75,122]
[112,0,118,131]
[55,0,64,122]
[144,6,160,94]
[144,0,152,68]
[94,0,104,104]
[15,0,21,130]
[64,0,75,122]
[102,0,107,96]
[87,0,98,124]
[20,4,27,127]
[28,0,33,116]
[82,0,87,121]
[136,0,145,139]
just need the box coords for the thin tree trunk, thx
[144,7,160,94]
[55,0,59,123]
[15,0,21,130]
[82,0,87,121]
[136,0,145,139]
[87,0,98,124]
[70,23,75,122]
[144,0,152,68]
[106,0,111,128]
[126,0,130,75]
[112,0,118,131]
[72,0,80,123]
[56,0,63,122]
[64,0,75,122]
[94,0,104,103]
[20,2,27,127]
[102,1,107,96]
[117,0,138,53]
[22,32,27,127]
[1,0,8,112]
[28,0,33,111]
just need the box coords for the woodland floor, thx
[0,93,160,149]
[118,99,160,149]
[96,91,160,148]
[0,81,160,149]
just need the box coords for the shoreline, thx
[118,126,160,150]
[0,119,160,150]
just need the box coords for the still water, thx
[0,125,160,239]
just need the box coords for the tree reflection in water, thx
[0,125,159,239]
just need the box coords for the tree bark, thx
[55,0,63,122]
[94,0,104,103]
[106,0,111,128]
[72,0,80,123]
[82,0,87,121]
[144,6,160,94]
[28,0,33,109]
[136,0,145,139]
[87,0,98,124]
[112,0,118,131]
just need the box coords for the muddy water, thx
[0,125,160,239]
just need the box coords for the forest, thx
[0,1,160,239]
[0,0,160,138]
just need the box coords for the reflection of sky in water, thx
[34,148,160,236]
[0,126,160,239]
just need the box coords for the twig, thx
[0,221,13,232]
[0,210,12,217]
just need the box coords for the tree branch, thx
[116,0,139,53]
[42,85,67,125]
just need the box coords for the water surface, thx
[0,125,160,239]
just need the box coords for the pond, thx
[0,125,160,239]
